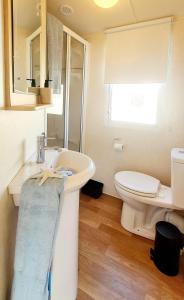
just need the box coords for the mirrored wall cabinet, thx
[3,0,51,110]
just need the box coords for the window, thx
[109,84,162,125]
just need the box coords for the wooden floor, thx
[77,193,184,300]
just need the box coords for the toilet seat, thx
[115,171,160,198]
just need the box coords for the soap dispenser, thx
[26,79,40,94]
[44,79,53,88]
[26,78,36,87]
[39,79,53,105]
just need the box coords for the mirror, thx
[12,0,41,94]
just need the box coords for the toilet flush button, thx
[171,148,184,164]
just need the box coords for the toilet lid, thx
[115,171,160,197]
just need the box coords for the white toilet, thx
[114,148,184,239]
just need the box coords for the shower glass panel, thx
[47,27,86,152]
[68,38,84,151]
[47,32,67,147]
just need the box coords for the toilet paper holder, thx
[113,138,124,152]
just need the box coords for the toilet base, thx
[121,202,170,240]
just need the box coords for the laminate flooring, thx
[77,193,184,300]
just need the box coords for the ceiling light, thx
[94,0,119,8]
[60,4,74,16]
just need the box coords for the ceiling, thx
[47,0,184,36]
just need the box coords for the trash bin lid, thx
[156,221,182,240]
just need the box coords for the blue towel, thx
[11,177,64,300]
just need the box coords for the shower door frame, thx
[62,26,89,152]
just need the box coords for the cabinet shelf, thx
[1,104,52,111]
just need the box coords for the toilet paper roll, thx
[113,143,123,152]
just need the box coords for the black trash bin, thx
[81,179,104,199]
[150,221,183,276]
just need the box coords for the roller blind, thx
[104,18,172,84]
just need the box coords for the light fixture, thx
[60,4,74,16]
[94,0,119,8]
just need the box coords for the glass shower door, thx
[47,32,67,147]
[68,37,85,151]
[47,31,86,152]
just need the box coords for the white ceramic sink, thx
[9,149,95,205]
[8,149,95,300]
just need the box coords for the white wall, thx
[0,1,45,298]
[85,22,184,196]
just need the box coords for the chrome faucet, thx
[37,133,56,163]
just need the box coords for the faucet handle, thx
[46,137,56,140]
[45,137,56,147]
[41,132,56,140]
[40,133,56,147]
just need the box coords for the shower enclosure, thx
[47,25,88,152]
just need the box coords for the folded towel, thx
[11,177,65,300]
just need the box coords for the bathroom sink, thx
[8,148,95,206]
[8,149,95,300]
